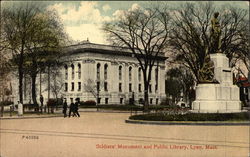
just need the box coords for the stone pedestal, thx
[192,53,242,113]
[18,102,23,116]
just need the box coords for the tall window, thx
[78,82,81,91]
[97,81,100,91]
[104,82,108,91]
[156,98,159,105]
[149,84,152,93]
[119,66,122,80]
[150,98,153,104]
[71,82,74,91]
[138,84,141,92]
[129,67,132,81]
[64,65,68,80]
[97,63,100,80]
[120,98,123,104]
[71,64,75,80]
[65,83,68,91]
[155,84,158,92]
[104,64,108,80]
[119,83,122,92]
[97,98,101,104]
[129,83,132,92]
[155,68,158,84]
[155,68,158,92]
[105,98,109,104]
[78,64,81,79]
[138,68,141,82]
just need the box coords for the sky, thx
[1,1,249,45]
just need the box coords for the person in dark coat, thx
[74,98,80,117]
[63,98,68,118]
[40,95,44,113]
[68,98,75,117]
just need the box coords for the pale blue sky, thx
[1,1,249,44]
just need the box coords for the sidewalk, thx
[0,108,133,120]
[0,112,63,120]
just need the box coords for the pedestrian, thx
[63,98,67,118]
[9,103,14,117]
[74,98,80,117]
[68,98,75,117]
[40,95,44,113]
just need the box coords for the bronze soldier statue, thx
[210,12,222,54]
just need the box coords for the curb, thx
[125,119,250,126]
[80,110,131,113]
[0,115,63,120]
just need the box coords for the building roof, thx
[236,76,250,88]
[63,41,167,61]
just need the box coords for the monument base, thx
[191,83,242,113]
[192,53,243,113]
[192,101,242,113]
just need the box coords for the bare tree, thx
[84,79,104,105]
[237,19,250,74]
[47,67,64,100]
[168,2,249,82]
[103,7,172,111]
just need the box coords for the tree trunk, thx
[18,42,25,104]
[48,65,50,100]
[143,80,149,112]
[96,90,99,111]
[142,68,150,112]
[47,65,50,113]
[0,105,3,117]
[40,71,42,96]
[0,96,4,117]
[18,60,24,104]
[31,73,38,111]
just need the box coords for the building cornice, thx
[63,42,167,61]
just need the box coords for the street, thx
[0,112,249,157]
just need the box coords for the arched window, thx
[71,64,74,80]
[138,68,141,82]
[64,65,68,80]
[119,66,122,80]
[97,63,101,80]
[129,67,132,81]
[78,64,81,79]
[104,64,108,80]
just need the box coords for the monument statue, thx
[192,12,242,113]
[198,12,222,83]
[210,12,222,54]
[198,49,217,83]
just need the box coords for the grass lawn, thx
[79,104,184,111]
[129,112,250,121]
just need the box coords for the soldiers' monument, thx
[192,12,242,113]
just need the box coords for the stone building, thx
[61,41,167,105]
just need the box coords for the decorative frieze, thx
[82,59,96,64]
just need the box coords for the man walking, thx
[74,98,80,117]
[68,98,75,117]
[63,98,68,118]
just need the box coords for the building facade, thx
[61,41,167,105]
